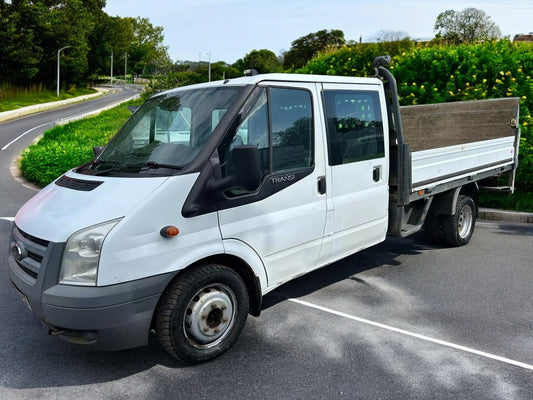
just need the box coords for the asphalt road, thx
[1,97,532,399]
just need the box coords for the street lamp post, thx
[110,51,114,85]
[206,51,212,82]
[124,52,128,85]
[56,46,71,97]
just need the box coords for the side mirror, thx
[128,105,140,114]
[232,145,262,191]
[209,145,262,192]
[93,146,104,156]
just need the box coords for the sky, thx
[103,0,533,64]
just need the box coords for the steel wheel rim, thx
[458,205,474,239]
[183,284,237,349]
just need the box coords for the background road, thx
[1,95,532,399]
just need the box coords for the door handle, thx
[373,166,381,182]
[317,176,326,194]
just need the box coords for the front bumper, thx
[8,224,175,351]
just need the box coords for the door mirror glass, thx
[210,145,261,192]
[231,145,262,191]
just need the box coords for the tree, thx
[434,8,501,44]
[0,0,106,87]
[127,17,171,76]
[372,30,410,42]
[88,15,135,78]
[0,1,171,89]
[283,29,345,70]
[0,1,43,84]
[233,49,282,74]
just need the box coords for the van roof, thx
[158,73,382,97]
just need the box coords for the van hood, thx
[15,171,168,243]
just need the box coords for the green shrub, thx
[479,191,533,213]
[391,40,533,193]
[297,40,416,76]
[20,99,141,186]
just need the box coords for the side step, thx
[479,186,512,192]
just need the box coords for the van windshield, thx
[82,86,243,176]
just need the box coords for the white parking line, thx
[0,217,15,221]
[289,298,533,371]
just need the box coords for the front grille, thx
[27,250,43,263]
[18,228,49,248]
[11,225,50,282]
[18,264,38,279]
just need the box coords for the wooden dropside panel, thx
[400,97,520,152]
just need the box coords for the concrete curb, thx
[0,88,109,124]
[478,208,533,224]
[55,92,140,126]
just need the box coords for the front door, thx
[217,83,327,287]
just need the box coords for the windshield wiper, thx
[91,161,183,176]
[126,161,184,171]
[88,160,123,176]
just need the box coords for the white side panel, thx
[222,239,268,294]
[411,137,516,190]
[98,173,223,285]
[219,176,326,287]
[320,215,388,266]
[327,159,389,257]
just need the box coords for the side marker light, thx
[160,226,180,238]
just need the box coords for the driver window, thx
[221,89,270,182]
[219,86,314,194]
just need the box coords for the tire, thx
[441,195,477,247]
[155,264,249,364]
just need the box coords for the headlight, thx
[59,218,121,286]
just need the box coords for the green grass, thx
[20,99,141,186]
[0,87,97,112]
[479,191,533,213]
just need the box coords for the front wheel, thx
[155,264,249,364]
[441,195,477,247]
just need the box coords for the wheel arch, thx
[152,252,264,334]
[459,183,479,212]
[428,183,479,216]
[191,254,263,317]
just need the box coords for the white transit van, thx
[8,56,520,363]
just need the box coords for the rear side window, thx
[323,90,384,166]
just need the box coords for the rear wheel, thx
[155,264,249,364]
[441,195,477,247]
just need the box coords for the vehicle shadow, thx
[262,231,439,310]
[491,221,533,236]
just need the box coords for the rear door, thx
[217,82,327,287]
[318,83,389,264]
